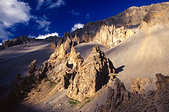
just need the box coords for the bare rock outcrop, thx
[156,73,169,90]
[67,46,115,101]
[93,25,135,47]
[72,35,80,46]
[47,45,83,92]
[94,78,130,112]
[49,44,66,61]
[27,60,37,78]
[63,36,72,51]
[42,45,116,100]
[69,2,169,48]
[95,73,169,112]
[2,36,30,49]
[130,77,156,94]
[48,45,116,97]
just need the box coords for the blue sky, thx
[0,0,168,42]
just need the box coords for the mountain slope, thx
[69,1,169,91]
[105,23,169,90]
[0,2,169,112]
[0,42,53,85]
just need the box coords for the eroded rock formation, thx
[46,45,116,101]
[24,45,116,102]
[94,78,130,112]
[68,2,169,48]
[67,46,115,101]
[130,77,156,94]
[95,73,169,112]
[2,36,30,49]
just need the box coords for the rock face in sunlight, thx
[47,45,83,92]
[46,45,116,100]
[93,25,134,47]
[67,46,115,101]
[69,2,169,48]
[130,77,155,94]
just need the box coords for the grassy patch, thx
[76,97,91,111]
[69,99,80,105]
[84,97,91,102]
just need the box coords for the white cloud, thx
[48,0,65,9]
[36,32,59,39]
[0,0,31,40]
[36,0,44,10]
[36,19,51,32]
[0,0,31,26]
[37,0,65,10]
[70,9,80,16]
[0,43,2,46]
[71,23,84,32]
[0,24,12,40]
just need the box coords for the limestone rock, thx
[63,36,72,51]
[67,46,115,101]
[130,77,155,94]
[93,25,135,48]
[2,36,30,49]
[34,61,49,81]
[57,44,66,60]
[153,73,169,112]
[68,46,83,69]
[49,44,66,61]
[69,2,169,48]
[27,60,37,78]
[47,46,83,92]
[72,35,80,46]
[156,73,169,90]
[95,73,169,112]
[94,78,130,112]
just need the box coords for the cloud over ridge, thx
[36,32,59,39]
[71,23,84,32]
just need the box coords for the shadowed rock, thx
[95,73,169,112]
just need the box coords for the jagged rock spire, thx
[67,46,116,101]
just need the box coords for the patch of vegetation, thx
[84,97,91,102]
[69,99,80,105]
[76,97,91,111]
[51,81,57,88]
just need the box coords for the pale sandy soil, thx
[0,42,53,85]
[74,41,109,59]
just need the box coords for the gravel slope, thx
[0,42,53,85]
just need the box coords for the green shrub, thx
[69,99,80,105]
